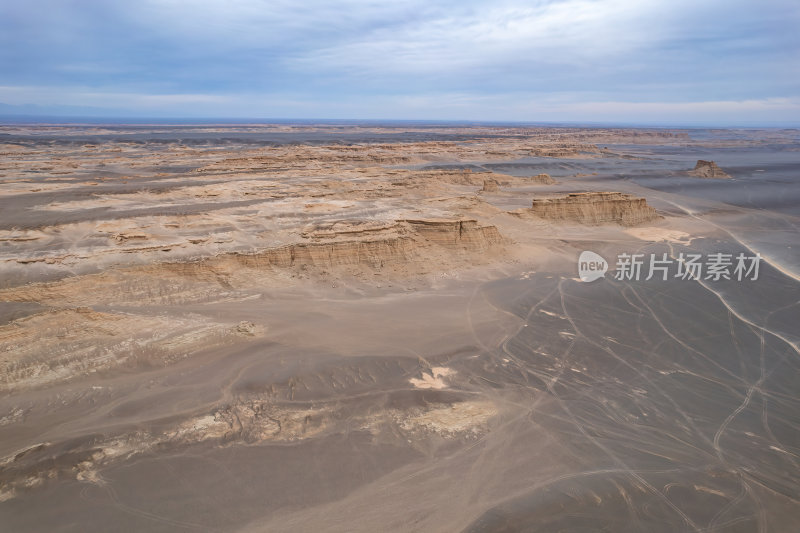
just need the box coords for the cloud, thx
[291,0,656,73]
[0,0,798,123]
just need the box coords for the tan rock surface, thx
[688,159,731,178]
[523,191,661,226]
[530,173,556,184]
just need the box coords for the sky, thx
[1,0,799,125]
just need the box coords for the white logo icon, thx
[578,251,608,282]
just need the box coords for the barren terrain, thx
[1,123,798,532]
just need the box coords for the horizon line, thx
[1,115,799,130]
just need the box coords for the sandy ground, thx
[0,124,798,532]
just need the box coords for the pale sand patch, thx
[625,227,693,244]
[409,366,455,389]
[693,485,727,498]
[171,414,232,442]
[539,309,567,319]
[400,400,497,436]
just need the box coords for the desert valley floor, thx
[0,123,798,532]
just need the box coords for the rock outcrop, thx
[0,219,506,308]
[525,192,660,226]
[688,160,730,178]
[232,219,504,270]
[481,179,499,192]
[529,173,556,184]
[405,219,503,251]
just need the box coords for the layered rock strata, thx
[526,192,660,226]
[688,160,731,178]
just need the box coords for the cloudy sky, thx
[1,0,798,124]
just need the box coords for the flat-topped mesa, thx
[689,160,731,179]
[232,218,505,271]
[404,219,504,251]
[527,192,660,226]
[0,218,508,307]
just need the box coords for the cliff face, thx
[237,219,504,270]
[481,179,499,192]
[232,238,420,270]
[150,219,506,280]
[405,219,504,251]
[526,192,660,226]
[689,160,730,178]
[0,219,507,307]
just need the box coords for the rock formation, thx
[405,219,504,251]
[529,173,556,184]
[688,160,730,178]
[0,219,506,310]
[481,179,499,192]
[230,218,505,271]
[526,192,660,226]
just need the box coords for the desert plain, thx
[0,123,798,532]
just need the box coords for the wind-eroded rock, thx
[529,173,556,184]
[688,160,731,178]
[525,192,660,226]
[228,218,505,270]
[0,219,506,308]
[0,394,495,500]
[0,307,237,391]
[481,179,499,192]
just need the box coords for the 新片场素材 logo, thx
[578,251,762,282]
[578,251,608,282]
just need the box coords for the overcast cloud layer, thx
[1,0,798,124]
